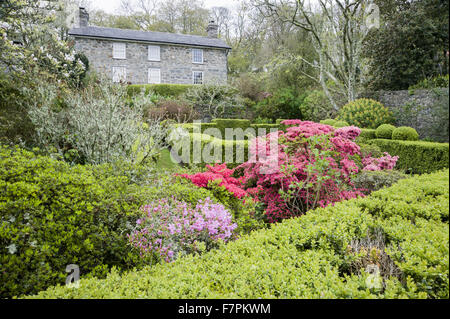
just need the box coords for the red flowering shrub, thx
[238,121,364,222]
[178,164,248,199]
[179,121,400,224]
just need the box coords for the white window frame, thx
[113,42,126,60]
[148,45,161,61]
[192,71,203,85]
[148,68,161,84]
[192,48,203,64]
[112,66,127,83]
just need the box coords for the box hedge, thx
[375,124,396,139]
[368,139,449,174]
[127,84,193,97]
[0,145,219,298]
[392,126,419,141]
[26,170,449,299]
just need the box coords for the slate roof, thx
[69,26,231,50]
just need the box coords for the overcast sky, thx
[91,0,240,14]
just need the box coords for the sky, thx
[91,0,240,14]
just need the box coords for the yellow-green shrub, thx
[338,99,395,129]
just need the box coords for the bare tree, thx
[120,0,158,30]
[253,0,377,109]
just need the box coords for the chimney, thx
[79,7,89,28]
[206,20,218,38]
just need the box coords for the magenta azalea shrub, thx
[128,197,237,263]
[178,121,400,224]
[362,152,399,171]
[237,121,364,222]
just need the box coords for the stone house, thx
[69,8,231,85]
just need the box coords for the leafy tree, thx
[363,0,449,90]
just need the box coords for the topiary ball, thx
[320,119,337,126]
[337,98,395,129]
[392,126,419,141]
[333,120,350,128]
[375,124,396,139]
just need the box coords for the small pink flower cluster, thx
[128,197,237,262]
[362,152,399,171]
[335,126,362,141]
[178,164,248,199]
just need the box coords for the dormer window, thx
[113,42,126,60]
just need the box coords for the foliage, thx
[392,127,419,141]
[211,118,251,139]
[254,88,304,122]
[183,84,244,119]
[352,170,408,195]
[363,0,449,90]
[358,129,377,142]
[376,124,396,140]
[26,170,449,299]
[127,84,194,98]
[409,75,449,90]
[128,197,237,263]
[300,90,338,122]
[24,78,167,165]
[320,119,337,126]
[146,99,197,123]
[337,99,395,129]
[333,120,350,128]
[368,139,449,174]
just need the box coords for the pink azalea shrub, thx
[128,197,237,263]
[178,164,248,199]
[362,152,399,171]
[239,121,364,222]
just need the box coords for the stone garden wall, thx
[361,88,449,142]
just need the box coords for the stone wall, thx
[73,37,228,85]
[361,88,449,142]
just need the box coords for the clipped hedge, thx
[127,84,193,97]
[368,139,449,174]
[320,119,337,126]
[169,132,249,166]
[0,145,219,298]
[211,119,251,139]
[333,120,350,128]
[359,129,377,141]
[376,124,396,139]
[392,126,419,141]
[26,170,449,299]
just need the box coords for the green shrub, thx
[376,124,396,139]
[320,119,337,126]
[359,129,377,141]
[0,145,219,298]
[368,139,449,174]
[300,90,338,122]
[26,170,449,299]
[250,124,280,133]
[337,99,395,129]
[352,170,409,194]
[333,120,350,128]
[409,75,449,90]
[392,126,419,141]
[211,119,251,139]
[359,143,383,159]
[168,133,249,167]
[254,88,304,122]
[128,84,193,97]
